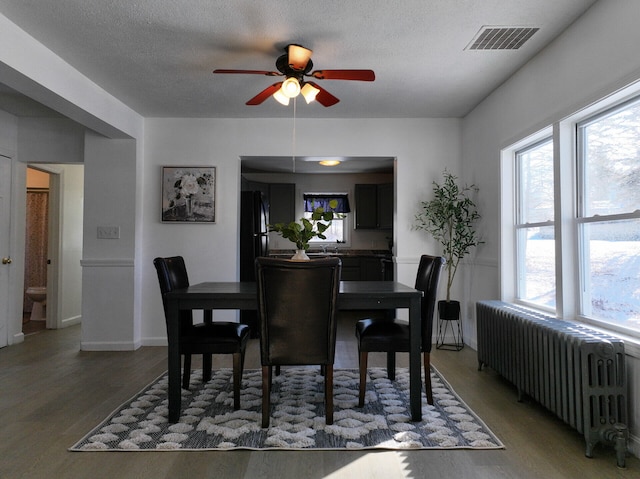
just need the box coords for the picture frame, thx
[161,166,216,223]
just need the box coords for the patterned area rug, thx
[70,367,503,451]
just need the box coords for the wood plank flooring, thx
[1,313,637,479]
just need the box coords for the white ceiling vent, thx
[466,26,539,50]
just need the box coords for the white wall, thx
[81,132,138,350]
[141,117,461,344]
[461,0,640,459]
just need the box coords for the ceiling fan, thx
[213,44,375,107]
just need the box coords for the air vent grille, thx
[467,26,539,50]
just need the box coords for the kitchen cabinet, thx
[376,183,393,229]
[341,256,393,281]
[360,257,385,281]
[339,257,362,281]
[354,184,377,229]
[355,183,393,229]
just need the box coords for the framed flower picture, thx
[161,166,216,223]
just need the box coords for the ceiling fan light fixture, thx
[301,83,320,103]
[281,77,301,98]
[272,88,290,105]
[319,159,341,167]
[288,44,313,70]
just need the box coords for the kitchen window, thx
[303,193,349,244]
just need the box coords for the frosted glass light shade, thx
[273,88,290,105]
[301,83,320,103]
[281,77,301,98]
[288,44,312,70]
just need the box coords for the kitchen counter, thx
[268,249,392,258]
[268,250,394,281]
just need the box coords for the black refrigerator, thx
[240,190,269,335]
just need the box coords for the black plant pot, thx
[436,300,464,350]
[438,300,460,320]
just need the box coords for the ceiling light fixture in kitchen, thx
[319,160,341,166]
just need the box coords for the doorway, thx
[23,167,51,334]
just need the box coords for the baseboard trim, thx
[61,315,81,327]
[141,337,169,347]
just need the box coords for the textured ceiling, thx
[0,0,598,119]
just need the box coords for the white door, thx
[0,155,12,348]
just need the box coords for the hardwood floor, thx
[1,313,637,479]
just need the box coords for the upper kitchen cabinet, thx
[376,183,393,229]
[355,183,393,229]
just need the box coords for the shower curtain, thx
[24,190,48,314]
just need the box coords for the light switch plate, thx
[97,226,120,239]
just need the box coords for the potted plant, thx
[269,200,338,260]
[414,170,482,347]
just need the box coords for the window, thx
[515,138,556,309]
[303,193,349,244]
[504,90,640,337]
[577,98,640,331]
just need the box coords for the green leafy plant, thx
[414,170,482,301]
[269,200,338,251]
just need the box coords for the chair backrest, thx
[415,254,446,352]
[153,256,192,329]
[256,257,342,366]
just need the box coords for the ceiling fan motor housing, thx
[276,53,313,81]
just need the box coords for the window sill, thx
[568,317,640,359]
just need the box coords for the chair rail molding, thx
[80,258,134,267]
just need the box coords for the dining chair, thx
[153,256,250,410]
[355,254,445,407]
[255,256,342,428]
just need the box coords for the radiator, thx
[476,300,628,467]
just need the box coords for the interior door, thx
[0,155,12,347]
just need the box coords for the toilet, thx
[25,287,47,322]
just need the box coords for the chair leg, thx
[423,352,433,405]
[386,352,396,380]
[325,364,334,425]
[182,354,192,390]
[262,365,271,428]
[232,352,242,410]
[358,351,368,407]
[202,354,212,383]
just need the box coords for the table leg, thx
[168,301,181,423]
[409,296,422,421]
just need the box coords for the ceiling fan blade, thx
[310,70,375,81]
[287,44,313,71]
[213,69,281,76]
[306,81,339,107]
[246,83,283,105]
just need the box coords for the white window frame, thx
[514,137,556,311]
[502,83,640,341]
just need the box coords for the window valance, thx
[303,194,351,213]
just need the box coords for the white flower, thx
[180,174,200,196]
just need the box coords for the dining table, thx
[165,280,423,423]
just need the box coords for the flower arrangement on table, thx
[269,199,338,259]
